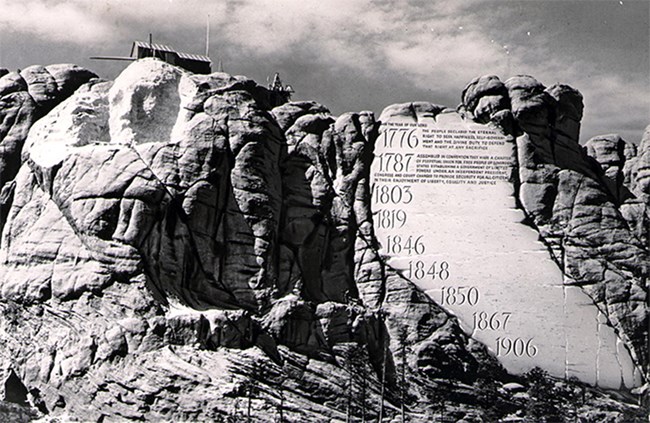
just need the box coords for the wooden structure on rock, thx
[130,41,211,74]
[91,39,212,74]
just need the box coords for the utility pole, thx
[278,383,284,423]
[361,357,367,423]
[399,327,407,423]
[345,344,355,423]
[205,14,210,57]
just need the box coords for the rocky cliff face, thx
[0,60,646,422]
[0,59,505,422]
[0,64,97,233]
[461,75,649,379]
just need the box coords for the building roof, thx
[131,41,211,63]
[177,51,211,62]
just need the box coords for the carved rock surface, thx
[463,75,649,381]
[0,60,500,421]
[0,64,97,234]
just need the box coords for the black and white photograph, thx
[0,0,648,421]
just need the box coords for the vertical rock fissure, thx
[127,142,244,310]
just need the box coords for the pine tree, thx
[343,342,370,422]
[398,327,408,423]
[524,367,563,422]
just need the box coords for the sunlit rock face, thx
[0,64,97,234]
[0,59,500,421]
[460,75,648,385]
[0,58,646,421]
[584,134,650,253]
[10,59,285,310]
[371,74,648,389]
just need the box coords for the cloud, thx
[0,0,646,140]
[0,1,114,44]
[578,74,649,142]
[0,0,228,46]
[215,0,393,68]
[381,31,506,92]
[213,0,509,86]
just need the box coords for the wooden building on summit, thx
[130,41,212,74]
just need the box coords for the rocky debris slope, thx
[0,59,507,422]
[461,75,649,381]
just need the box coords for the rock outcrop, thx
[0,60,646,421]
[0,64,97,235]
[0,59,504,421]
[461,74,649,381]
[629,126,650,198]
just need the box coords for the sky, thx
[0,0,648,143]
